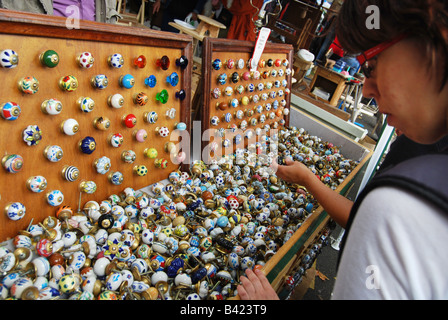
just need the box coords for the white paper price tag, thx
[250,27,271,71]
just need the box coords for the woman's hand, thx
[271,157,315,186]
[153,0,161,14]
[237,269,279,300]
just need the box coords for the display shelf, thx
[0,9,192,242]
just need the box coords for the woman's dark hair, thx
[336,0,448,88]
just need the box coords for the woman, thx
[238,0,448,300]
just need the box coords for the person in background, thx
[238,0,448,300]
[206,0,233,37]
[152,0,207,32]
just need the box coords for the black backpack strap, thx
[337,153,448,267]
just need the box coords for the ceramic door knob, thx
[133,92,148,106]
[133,165,148,176]
[41,99,62,115]
[164,142,177,154]
[108,93,124,109]
[18,76,39,94]
[78,97,95,113]
[133,129,148,142]
[61,165,79,182]
[61,118,79,135]
[144,147,158,159]
[58,75,78,92]
[175,122,187,131]
[39,50,59,68]
[121,150,136,163]
[22,125,42,146]
[0,49,18,68]
[26,176,47,193]
[119,74,135,89]
[4,202,26,221]
[109,133,124,148]
[79,181,97,194]
[154,158,168,169]
[108,53,124,68]
[155,126,169,137]
[91,74,108,89]
[93,116,111,130]
[1,102,21,120]
[143,111,158,124]
[46,190,64,206]
[108,171,124,185]
[94,156,111,174]
[77,52,94,68]
[78,136,96,154]
[44,145,63,162]
[122,114,137,128]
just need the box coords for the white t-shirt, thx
[332,186,448,300]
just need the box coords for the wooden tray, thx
[0,10,192,242]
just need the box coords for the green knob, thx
[40,50,59,68]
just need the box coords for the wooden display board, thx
[0,10,192,242]
[201,37,293,161]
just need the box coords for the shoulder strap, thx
[337,153,448,267]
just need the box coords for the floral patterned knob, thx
[39,50,59,68]
[26,175,47,193]
[1,102,21,120]
[77,52,94,68]
[121,150,136,163]
[79,180,97,194]
[0,49,18,68]
[41,99,62,115]
[5,202,26,221]
[94,156,111,174]
[109,133,124,148]
[91,74,108,90]
[46,190,64,206]
[18,76,39,94]
[22,125,42,146]
[154,158,168,169]
[59,75,78,92]
[44,145,63,162]
[144,147,158,159]
[108,171,124,185]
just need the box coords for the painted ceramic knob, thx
[93,116,111,130]
[122,114,137,128]
[41,99,62,115]
[154,158,168,169]
[144,75,157,88]
[133,92,148,106]
[121,150,136,163]
[18,76,39,94]
[212,59,222,70]
[36,238,53,257]
[156,55,170,70]
[4,202,26,221]
[164,142,177,154]
[217,73,227,85]
[144,147,158,159]
[166,72,179,87]
[108,171,124,185]
[156,89,169,104]
[212,88,221,99]
[134,165,148,176]
[61,165,79,182]
[94,156,111,174]
[155,126,169,137]
[119,74,135,89]
[79,136,96,154]
[46,190,64,206]
[80,181,97,194]
[109,133,124,147]
[61,118,79,135]
[175,122,187,131]
[133,129,148,142]
[134,55,146,68]
[0,49,18,68]
[22,125,42,146]
[223,112,232,123]
[44,145,63,162]
[210,116,219,126]
[58,75,78,92]
[91,74,108,89]
[39,50,59,68]
[108,53,124,68]
[78,96,95,113]
[26,176,47,193]
[1,102,21,120]
[77,52,94,68]
[144,111,158,124]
